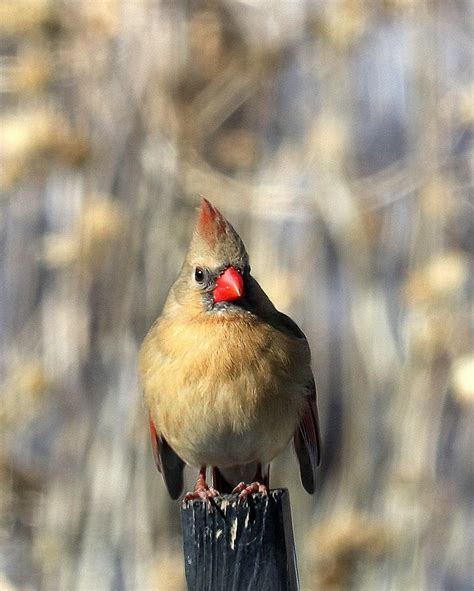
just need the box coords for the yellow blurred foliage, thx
[0,110,89,189]
[451,355,474,407]
[0,361,49,427]
[0,0,53,35]
[308,512,392,588]
[404,251,468,307]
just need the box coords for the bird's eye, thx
[194,267,205,283]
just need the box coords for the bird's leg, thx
[184,466,220,501]
[232,463,268,499]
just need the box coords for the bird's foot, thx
[232,481,268,500]
[184,485,220,502]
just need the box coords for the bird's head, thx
[176,198,250,313]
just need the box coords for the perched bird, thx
[139,198,321,500]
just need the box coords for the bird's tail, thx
[212,464,270,493]
[211,467,234,493]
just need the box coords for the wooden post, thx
[180,489,299,591]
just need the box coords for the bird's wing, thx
[148,414,185,500]
[294,378,321,494]
[264,305,321,493]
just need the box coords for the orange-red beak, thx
[213,267,244,303]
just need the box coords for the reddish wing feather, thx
[148,413,185,500]
[294,380,321,494]
[301,394,321,465]
[148,415,161,472]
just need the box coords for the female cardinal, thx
[139,198,321,500]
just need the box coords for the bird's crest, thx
[187,196,248,269]
[195,197,228,248]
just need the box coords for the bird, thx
[139,197,321,501]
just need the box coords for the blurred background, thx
[0,1,473,589]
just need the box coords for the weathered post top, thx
[180,489,299,591]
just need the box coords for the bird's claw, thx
[184,485,220,502]
[232,481,268,501]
